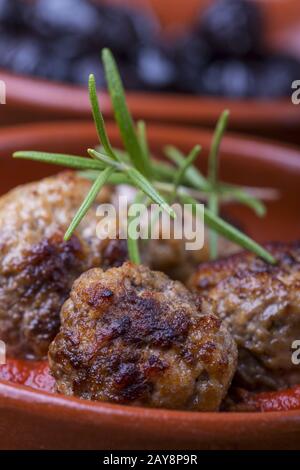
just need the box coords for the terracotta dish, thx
[1,120,300,450]
[0,0,300,144]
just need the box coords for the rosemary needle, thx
[102,49,152,178]
[13,151,105,171]
[173,145,201,196]
[180,193,276,265]
[64,167,114,241]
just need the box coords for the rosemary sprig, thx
[13,48,277,266]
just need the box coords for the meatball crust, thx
[189,241,300,391]
[0,172,112,359]
[49,262,237,411]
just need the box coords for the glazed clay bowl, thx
[1,121,300,450]
[1,0,300,144]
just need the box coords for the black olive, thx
[199,0,263,58]
[118,63,144,91]
[136,46,176,91]
[4,34,44,77]
[27,0,100,41]
[46,35,93,61]
[256,55,300,98]
[37,55,72,83]
[201,60,257,98]
[69,54,106,86]
[0,0,17,24]
[72,55,143,90]
[93,4,157,60]
[0,0,26,27]
[172,33,213,93]
[0,29,19,68]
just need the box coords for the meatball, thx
[189,242,300,391]
[49,262,237,411]
[0,172,112,360]
[140,206,241,282]
[143,229,239,282]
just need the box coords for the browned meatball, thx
[49,262,237,411]
[143,228,238,282]
[0,172,113,360]
[189,242,300,391]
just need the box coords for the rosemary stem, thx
[208,110,230,260]
[208,193,219,259]
[88,148,126,170]
[127,192,145,264]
